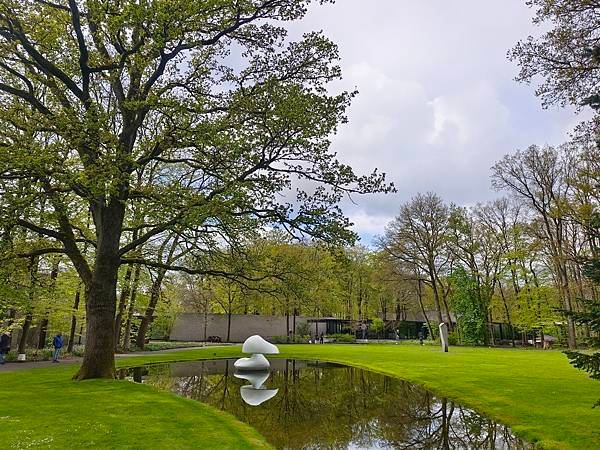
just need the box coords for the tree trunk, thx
[417,279,435,339]
[75,280,117,379]
[18,312,32,354]
[226,309,232,343]
[19,257,39,354]
[37,316,49,349]
[559,266,577,349]
[487,312,494,346]
[123,264,142,352]
[286,307,290,340]
[74,202,125,380]
[114,263,133,351]
[67,285,82,353]
[37,260,59,349]
[135,272,165,349]
[346,278,353,320]
[292,308,297,337]
[203,293,208,341]
[428,265,445,327]
[497,279,515,347]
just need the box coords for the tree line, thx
[171,138,598,350]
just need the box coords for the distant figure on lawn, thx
[0,332,10,365]
[319,332,324,344]
[418,331,424,345]
[52,333,63,363]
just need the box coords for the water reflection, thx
[118,359,530,450]
[235,370,279,406]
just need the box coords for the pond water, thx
[118,359,530,450]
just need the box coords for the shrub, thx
[371,318,385,337]
[296,322,311,336]
[70,345,86,357]
[140,341,202,351]
[328,333,356,344]
[447,330,459,346]
[5,348,53,362]
[269,335,310,344]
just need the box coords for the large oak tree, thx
[0,0,390,378]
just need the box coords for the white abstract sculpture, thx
[235,368,279,406]
[439,322,449,352]
[234,335,279,371]
[240,385,279,406]
[234,353,271,370]
[234,370,271,388]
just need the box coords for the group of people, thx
[0,331,64,365]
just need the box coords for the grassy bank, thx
[1,344,599,449]
[0,355,269,449]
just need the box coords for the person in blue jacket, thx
[52,332,63,363]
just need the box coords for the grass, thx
[1,344,599,449]
[0,356,270,449]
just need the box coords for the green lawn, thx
[1,344,599,449]
[0,353,270,449]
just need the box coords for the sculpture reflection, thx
[235,369,279,406]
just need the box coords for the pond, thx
[118,359,530,449]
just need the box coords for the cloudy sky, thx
[286,0,585,245]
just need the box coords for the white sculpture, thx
[234,353,271,371]
[235,368,279,406]
[240,385,279,406]
[439,322,449,352]
[234,335,279,371]
[234,370,271,388]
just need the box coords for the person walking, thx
[0,332,10,365]
[52,332,63,363]
[319,332,324,344]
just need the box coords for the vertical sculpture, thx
[439,323,449,352]
[234,336,280,405]
[234,335,279,370]
[234,371,279,406]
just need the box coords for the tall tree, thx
[492,145,578,348]
[381,193,451,328]
[0,0,390,378]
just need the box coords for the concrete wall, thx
[170,313,326,343]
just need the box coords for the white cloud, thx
[348,211,394,238]
[428,82,511,147]
[284,0,584,244]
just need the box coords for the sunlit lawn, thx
[1,344,599,449]
[0,354,269,449]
